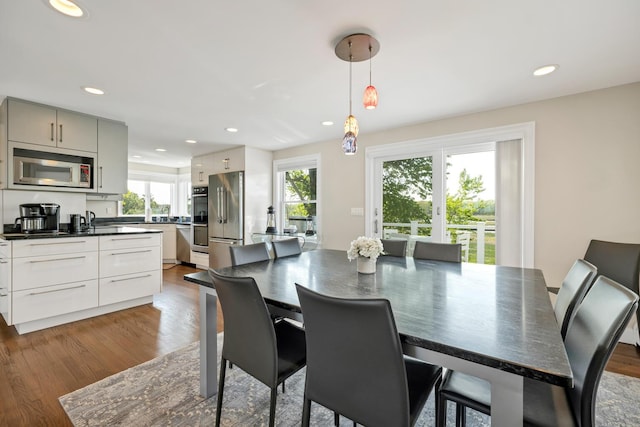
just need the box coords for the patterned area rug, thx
[59,334,640,426]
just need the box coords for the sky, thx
[446,151,495,200]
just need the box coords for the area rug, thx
[59,334,640,426]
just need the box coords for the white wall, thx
[273,82,640,291]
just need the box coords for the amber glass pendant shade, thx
[363,85,378,109]
[343,114,359,136]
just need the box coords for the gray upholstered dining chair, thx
[295,284,442,427]
[435,275,639,427]
[381,239,408,257]
[209,270,306,427]
[272,238,302,258]
[554,259,597,339]
[413,241,462,263]
[229,241,270,266]
[584,239,640,343]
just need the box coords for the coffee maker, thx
[16,203,60,233]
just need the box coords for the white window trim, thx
[365,122,535,267]
[273,153,321,236]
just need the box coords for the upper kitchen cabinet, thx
[96,119,128,194]
[211,147,245,174]
[191,153,216,185]
[6,98,97,153]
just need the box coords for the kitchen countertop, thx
[0,226,162,241]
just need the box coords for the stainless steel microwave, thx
[12,148,92,188]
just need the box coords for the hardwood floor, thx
[0,263,638,426]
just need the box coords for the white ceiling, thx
[1,1,639,168]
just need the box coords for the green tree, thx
[446,169,485,225]
[285,169,317,216]
[122,191,145,215]
[382,158,432,231]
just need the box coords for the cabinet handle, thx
[110,236,152,241]
[29,284,86,296]
[29,240,87,246]
[0,293,7,297]
[59,124,63,143]
[199,171,203,182]
[0,260,8,264]
[99,166,103,189]
[29,255,86,263]
[51,123,54,141]
[109,273,152,283]
[111,250,152,256]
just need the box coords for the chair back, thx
[272,238,302,258]
[413,241,462,262]
[295,284,411,427]
[563,276,639,426]
[456,232,471,262]
[229,242,270,266]
[209,269,278,387]
[554,259,597,338]
[584,239,640,343]
[381,239,407,257]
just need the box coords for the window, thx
[273,154,320,236]
[121,169,191,218]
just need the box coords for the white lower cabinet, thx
[5,232,162,334]
[12,280,99,324]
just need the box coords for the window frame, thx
[273,154,321,237]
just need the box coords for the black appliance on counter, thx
[15,203,60,233]
[191,186,208,253]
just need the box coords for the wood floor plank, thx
[0,264,636,426]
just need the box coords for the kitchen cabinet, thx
[191,153,217,185]
[2,230,162,334]
[6,98,98,153]
[99,233,162,305]
[210,147,245,174]
[135,223,177,263]
[97,118,128,194]
[0,240,11,324]
[11,237,100,329]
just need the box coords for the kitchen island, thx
[0,227,163,334]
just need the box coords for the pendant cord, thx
[368,44,372,85]
[348,41,353,116]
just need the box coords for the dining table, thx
[184,249,573,426]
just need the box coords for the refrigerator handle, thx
[217,187,223,224]
[223,188,228,223]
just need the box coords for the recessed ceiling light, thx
[225,127,238,133]
[47,0,85,17]
[155,148,167,152]
[132,155,142,159]
[533,64,558,77]
[185,139,197,144]
[322,121,334,126]
[82,86,104,95]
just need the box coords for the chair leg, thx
[269,387,277,427]
[334,412,339,426]
[215,357,227,427]
[436,393,446,427]
[455,403,466,427]
[301,396,312,427]
[282,380,286,393]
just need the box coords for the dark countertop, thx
[185,249,572,388]
[0,226,162,241]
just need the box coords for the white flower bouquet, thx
[347,236,384,261]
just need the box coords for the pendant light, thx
[342,41,358,155]
[363,44,378,109]
[335,33,380,155]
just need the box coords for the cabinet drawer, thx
[99,270,161,306]
[99,246,161,278]
[12,279,99,324]
[99,233,161,251]
[12,237,98,258]
[0,240,11,258]
[12,252,98,291]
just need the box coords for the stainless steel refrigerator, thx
[208,171,244,268]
